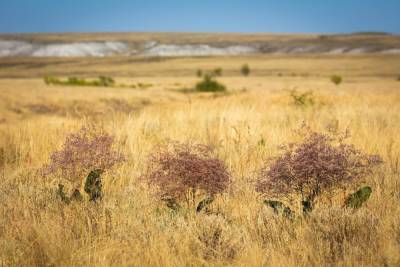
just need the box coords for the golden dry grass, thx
[1,54,400,78]
[0,54,400,266]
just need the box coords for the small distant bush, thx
[213,67,223,77]
[98,76,115,87]
[397,75,400,81]
[137,82,153,89]
[195,75,226,93]
[331,75,342,86]
[43,127,124,185]
[256,126,383,213]
[195,68,222,79]
[44,76,62,85]
[145,142,231,211]
[241,64,250,77]
[290,89,314,107]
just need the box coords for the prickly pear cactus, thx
[84,169,103,202]
[161,196,181,211]
[301,186,320,214]
[301,199,313,213]
[196,196,214,213]
[264,200,294,219]
[57,184,70,204]
[345,186,372,209]
[57,184,83,204]
[70,189,83,202]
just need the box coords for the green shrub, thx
[44,76,62,85]
[137,83,153,89]
[195,75,226,92]
[195,68,221,79]
[68,77,87,86]
[331,75,342,85]
[98,76,115,87]
[241,64,250,77]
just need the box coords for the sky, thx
[0,0,399,34]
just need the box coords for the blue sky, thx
[1,0,399,34]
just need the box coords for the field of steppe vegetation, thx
[1,54,400,266]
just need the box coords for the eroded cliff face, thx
[1,33,400,57]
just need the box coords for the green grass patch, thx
[44,76,151,89]
[44,76,116,87]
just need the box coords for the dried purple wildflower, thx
[256,128,383,210]
[44,127,124,183]
[145,142,231,209]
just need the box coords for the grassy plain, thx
[1,53,400,266]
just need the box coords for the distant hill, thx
[349,32,392,36]
[1,32,400,57]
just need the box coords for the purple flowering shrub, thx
[256,127,383,212]
[44,127,124,184]
[144,142,231,211]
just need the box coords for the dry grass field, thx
[1,52,400,266]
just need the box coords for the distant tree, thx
[331,75,342,86]
[241,64,250,77]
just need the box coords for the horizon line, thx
[0,30,397,36]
